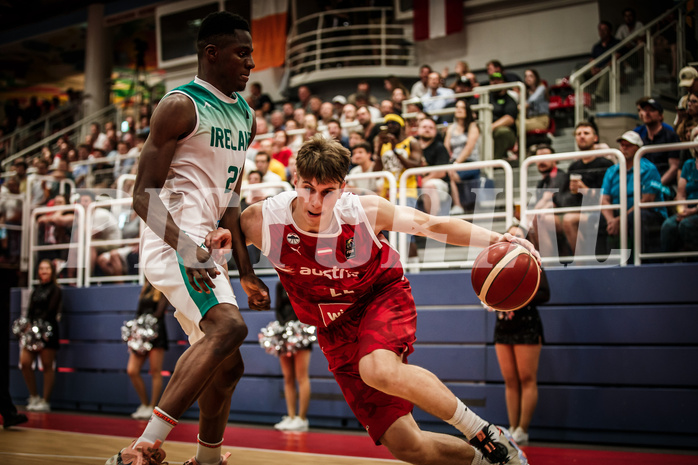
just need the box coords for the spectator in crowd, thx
[319,101,336,126]
[521,69,550,132]
[340,103,358,130]
[453,76,478,106]
[30,158,51,208]
[676,92,698,163]
[590,21,621,101]
[331,95,347,120]
[558,122,614,256]
[391,87,409,114]
[486,59,522,84]
[89,122,109,151]
[633,97,680,188]
[357,105,380,145]
[72,144,91,188]
[297,85,312,112]
[308,95,323,120]
[444,98,481,215]
[116,129,147,181]
[303,113,319,141]
[679,66,698,94]
[247,82,273,116]
[241,169,267,209]
[417,117,451,215]
[127,279,170,420]
[271,282,313,432]
[36,193,73,269]
[411,64,432,99]
[77,191,122,276]
[269,110,286,132]
[347,127,365,149]
[281,101,296,122]
[20,259,62,413]
[347,80,378,107]
[601,131,667,254]
[493,223,549,446]
[347,141,378,195]
[661,126,698,255]
[615,7,644,41]
[11,158,28,193]
[383,75,407,95]
[421,72,455,115]
[326,119,350,150]
[379,99,395,117]
[525,145,571,258]
[284,119,304,154]
[0,176,22,264]
[373,113,423,257]
[489,72,519,161]
[255,150,285,191]
[442,60,471,89]
[271,130,294,167]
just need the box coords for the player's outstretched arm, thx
[133,94,219,294]
[362,195,539,261]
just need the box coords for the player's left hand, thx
[500,233,542,265]
[240,274,271,311]
[205,227,232,265]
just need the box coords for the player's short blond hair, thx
[296,134,350,185]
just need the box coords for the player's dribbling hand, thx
[205,227,233,265]
[240,274,271,311]
[500,232,542,265]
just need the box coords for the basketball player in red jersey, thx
[208,135,539,465]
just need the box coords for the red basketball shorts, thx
[316,277,417,444]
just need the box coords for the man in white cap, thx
[679,66,698,94]
[600,130,667,255]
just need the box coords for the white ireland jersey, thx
[154,76,253,243]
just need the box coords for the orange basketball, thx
[471,242,541,312]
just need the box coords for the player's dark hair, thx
[197,11,250,56]
[296,135,350,185]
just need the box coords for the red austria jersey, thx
[261,191,405,328]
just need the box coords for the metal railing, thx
[287,6,414,83]
[0,102,82,160]
[633,140,698,264]
[520,149,628,266]
[1,103,122,170]
[84,197,144,287]
[570,1,687,124]
[402,82,527,167]
[398,160,514,269]
[28,203,85,288]
[346,170,397,248]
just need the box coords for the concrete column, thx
[83,3,109,117]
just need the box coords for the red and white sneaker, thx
[105,439,167,465]
[183,451,231,465]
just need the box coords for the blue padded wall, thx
[8,262,698,448]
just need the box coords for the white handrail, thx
[398,160,513,269]
[520,149,627,266]
[84,197,143,287]
[29,203,85,288]
[633,140,698,265]
[346,170,398,248]
[403,82,527,165]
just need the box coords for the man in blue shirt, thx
[632,97,681,188]
[601,131,667,255]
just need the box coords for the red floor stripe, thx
[8,411,698,465]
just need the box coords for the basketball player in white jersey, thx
[107,12,270,465]
[210,135,539,465]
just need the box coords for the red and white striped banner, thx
[413,0,464,41]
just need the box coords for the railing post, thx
[610,55,619,113]
[645,29,653,97]
[676,6,685,75]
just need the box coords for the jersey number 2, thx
[225,166,239,193]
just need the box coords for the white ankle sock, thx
[135,407,177,447]
[445,399,489,441]
[195,435,223,465]
[470,449,489,465]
